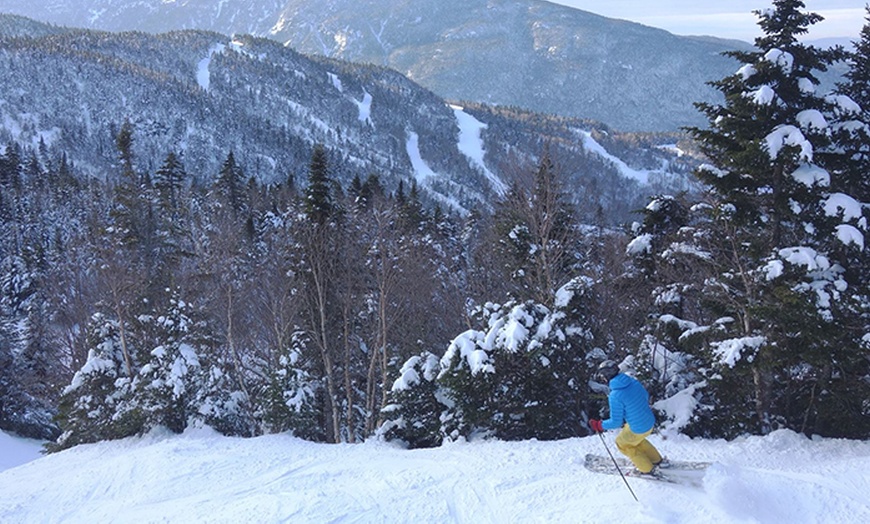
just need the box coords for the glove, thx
[589,419,603,433]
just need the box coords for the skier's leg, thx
[615,426,655,473]
[637,437,663,466]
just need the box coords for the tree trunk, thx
[108,284,134,378]
[343,301,355,443]
[310,248,342,443]
[225,287,251,404]
[752,363,772,434]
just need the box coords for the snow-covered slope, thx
[0,430,43,472]
[1,427,869,523]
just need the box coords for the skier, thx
[588,360,666,476]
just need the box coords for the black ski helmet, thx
[597,360,620,382]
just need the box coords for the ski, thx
[583,453,710,487]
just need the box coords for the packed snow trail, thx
[0,431,42,471]
[1,428,869,523]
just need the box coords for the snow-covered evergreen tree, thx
[436,277,596,442]
[260,331,320,440]
[50,313,142,451]
[0,253,58,439]
[135,294,214,433]
[195,358,257,438]
[646,0,870,438]
[151,151,190,287]
[379,351,444,449]
[813,7,870,438]
[624,195,712,434]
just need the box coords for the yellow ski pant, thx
[615,425,662,473]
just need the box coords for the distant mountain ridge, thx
[0,15,694,222]
[0,0,756,131]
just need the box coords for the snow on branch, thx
[492,306,532,353]
[626,233,652,255]
[712,336,766,368]
[747,85,778,106]
[392,354,440,392]
[797,77,815,94]
[653,380,708,432]
[698,163,727,178]
[790,163,829,187]
[763,48,793,74]
[796,109,827,132]
[778,247,830,272]
[835,225,865,250]
[825,94,862,116]
[662,242,712,260]
[736,64,756,80]
[823,193,863,223]
[441,330,494,376]
[764,125,812,161]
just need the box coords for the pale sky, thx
[549,1,866,43]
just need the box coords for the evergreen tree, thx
[434,278,596,443]
[839,7,870,110]
[813,8,870,438]
[151,151,190,288]
[829,6,870,204]
[380,351,444,448]
[0,194,61,439]
[213,151,246,213]
[116,119,136,183]
[110,120,159,272]
[348,174,364,211]
[303,144,334,224]
[135,294,215,434]
[668,0,870,437]
[50,313,143,451]
[0,142,23,193]
[398,179,426,232]
[153,151,186,215]
[358,174,384,211]
[260,331,319,440]
[297,144,345,441]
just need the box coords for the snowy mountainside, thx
[271,0,754,132]
[0,13,68,38]
[0,0,757,131]
[1,0,287,36]
[0,16,692,220]
[1,427,869,523]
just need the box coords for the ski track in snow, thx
[328,72,343,93]
[2,428,870,523]
[404,130,465,212]
[578,129,652,185]
[197,43,226,92]
[354,90,372,124]
[451,105,506,195]
[406,130,437,185]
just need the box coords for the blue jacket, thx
[601,373,655,433]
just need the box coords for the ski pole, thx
[597,431,638,502]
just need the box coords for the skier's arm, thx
[601,392,625,430]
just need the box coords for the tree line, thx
[0,0,868,448]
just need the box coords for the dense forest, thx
[1,1,869,448]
